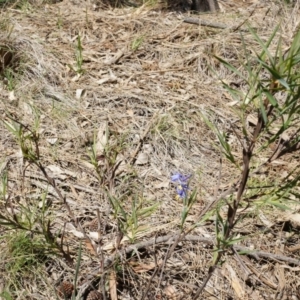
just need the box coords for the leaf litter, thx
[0,0,300,299]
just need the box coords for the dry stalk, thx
[140,235,160,300]
[128,110,160,166]
[3,116,89,265]
[192,99,275,299]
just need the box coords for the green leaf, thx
[3,120,20,137]
[263,89,278,107]
[214,56,247,80]
[137,203,159,218]
[277,78,290,91]
[0,291,13,300]
[181,206,188,227]
[249,24,279,64]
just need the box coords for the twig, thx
[157,232,179,289]
[242,256,277,289]
[232,247,251,280]
[128,110,160,165]
[37,161,76,223]
[100,247,107,300]
[166,160,231,288]
[183,17,228,29]
[234,246,300,266]
[231,7,256,32]
[192,265,216,299]
[103,47,125,65]
[6,116,76,223]
[184,5,257,32]
[149,170,238,295]
[98,234,211,271]
[193,102,274,298]
[190,160,223,298]
[140,235,159,300]
[90,234,300,278]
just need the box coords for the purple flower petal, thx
[181,174,191,182]
[171,173,181,182]
[176,184,190,198]
[176,186,187,198]
[171,173,191,184]
[171,173,191,199]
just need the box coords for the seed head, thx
[89,218,100,232]
[86,290,103,300]
[57,281,74,299]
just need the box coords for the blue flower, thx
[171,173,191,199]
[176,184,188,198]
[171,173,191,185]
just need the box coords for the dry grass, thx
[1,0,300,299]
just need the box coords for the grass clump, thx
[1,231,50,297]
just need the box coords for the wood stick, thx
[183,17,228,29]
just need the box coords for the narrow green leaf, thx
[259,98,268,124]
[277,78,290,91]
[214,56,247,80]
[263,89,278,107]
[249,24,279,64]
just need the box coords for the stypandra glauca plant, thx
[88,124,159,242]
[171,173,197,229]
[2,106,75,266]
[88,123,128,189]
[67,33,84,75]
[75,33,84,75]
[193,27,300,298]
[107,193,159,243]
